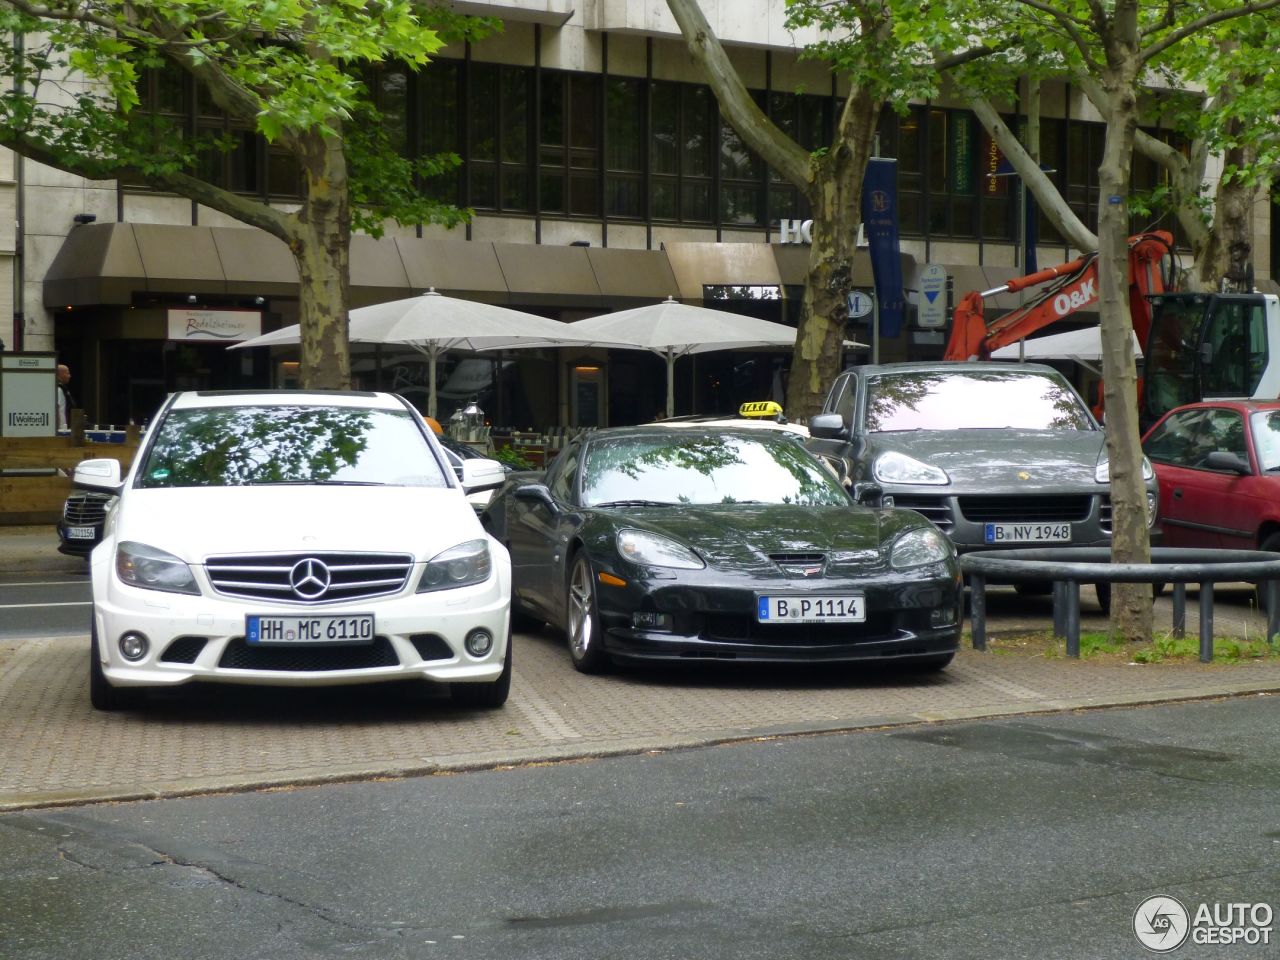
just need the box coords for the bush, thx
[493,446,536,471]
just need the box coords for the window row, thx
[136,58,1185,244]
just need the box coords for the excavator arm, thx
[942,231,1174,361]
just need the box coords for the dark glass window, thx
[540,72,600,217]
[466,63,532,212]
[605,78,644,219]
[651,81,714,223]
[420,60,461,204]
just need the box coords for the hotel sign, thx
[167,308,262,342]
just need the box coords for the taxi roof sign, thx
[739,400,784,419]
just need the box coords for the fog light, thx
[464,628,493,657]
[930,606,958,628]
[118,632,149,661]
[1147,492,1157,527]
[631,611,673,631]
[882,495,895,508]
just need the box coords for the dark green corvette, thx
[481,426,962,673]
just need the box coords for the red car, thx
[1141,399,1280,552]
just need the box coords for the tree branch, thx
[1141,0,1280,61]
[964,92,1098,252]
[664,0,812,192]
[1012,0,1098,63]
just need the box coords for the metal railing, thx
[961,546,1280,662]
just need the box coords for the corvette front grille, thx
[204,552,414,603]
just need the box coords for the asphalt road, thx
[0,571,90,638]
[2,695,1276,960]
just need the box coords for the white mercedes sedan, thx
[78,390,512,711]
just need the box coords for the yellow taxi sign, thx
[738,400,784,419]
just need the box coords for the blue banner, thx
[861,158,905,338]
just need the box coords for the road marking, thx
[0,601,92,609]
[511,678,581,740]
[0,580,89,588]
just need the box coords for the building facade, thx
[1,0,1273,430]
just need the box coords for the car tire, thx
[89,616,143,712]
[566,552,610,674]
[1252,533,1280,612]
[1013,581,1053,596]
[450,623,512,709]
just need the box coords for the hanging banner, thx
[861,158,905,338]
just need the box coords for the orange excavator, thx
[942,231,1176,361]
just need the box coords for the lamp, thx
[569,240,591,247]
[461,398,485,440]
[72,213,96,225]
[186,294,199,305]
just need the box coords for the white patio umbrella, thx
[991,325,1142,375]
[502,296,811,419]
[231,289,613,417]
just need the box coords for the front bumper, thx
[91,562,511,689]
[594,569,962,665]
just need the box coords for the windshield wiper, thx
[256,480,386,486]
[592,499,677,508]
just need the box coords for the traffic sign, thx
[847,290,874,320]
[918,263,948,329]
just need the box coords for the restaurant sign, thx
[167,308,262,343]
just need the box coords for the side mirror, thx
[1204,450,1251,475]
[809,412,847,439]
[74,458,123,493]
[460,458,507,494]
[852,481,884,507]
[513,482,560,513]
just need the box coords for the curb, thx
[2,681,1275,813]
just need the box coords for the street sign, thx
[847,290,874,320]
[918,263,948,329]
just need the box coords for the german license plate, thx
[756,595,865,623]
[984,522,1071,544]
[66,526,96,539]
[246,613,375,645]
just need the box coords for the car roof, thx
[167,390,405,411]
[844,360,1063,377]
[576,425,797,444]
[1165,399,1280,413]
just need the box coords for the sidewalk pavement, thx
[1,523,1278,812]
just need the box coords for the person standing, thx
[56,363,76,430]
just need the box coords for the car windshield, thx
[1250,409,1280,471]
[865,370,1094,432]
[137,405,451,488]
[580,433,849,507]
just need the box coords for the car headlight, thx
[417,539,492,592]
[1095,454,1155,483]
[891,527,954,570]
[115,541,199,595]
[873,451,949,486]
[617,528,705,569]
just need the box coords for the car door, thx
[506,444,581,620]
[1145,407,1249,547]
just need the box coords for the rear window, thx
[138,405,451,488]
[865,370,1095,432]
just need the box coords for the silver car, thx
[806,362,1158,563]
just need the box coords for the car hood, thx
[869,429,1104,487]
[609,503,919,573]
[111,485,483,563]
